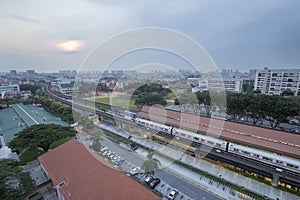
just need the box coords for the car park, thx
[130,167,140,176]
[149,178,160,189]
[167,189,178,200]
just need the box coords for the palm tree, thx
[141,150,161,176]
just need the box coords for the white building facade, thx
[254,69,300,95]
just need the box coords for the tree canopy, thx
[20,84,41,95]
[0,159,35,200]
[133,83,171,107]
[226,92,299,128]
[9,124,76,152]
[141,151,161,176]
[176,90,300,128]
[39,97,74,123]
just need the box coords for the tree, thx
[266,96,299,128]
[96,83,112,93]
[20,84,41,95]
[281,90,295,96]
[187,93,200,114]
[196,91,212,116]
[243,93,263,125]
[226,93,244,121]
[77,116,94,131]
[134,93,167,106]
[242,84,254,93]
[0,159,35,200]
[9,124,76,152]
[141,150,161,176]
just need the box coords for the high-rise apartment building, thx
[254,69,300,95]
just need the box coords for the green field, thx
[94,97,140,110]
[93,97,174,110]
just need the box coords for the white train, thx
[135,117,300,173]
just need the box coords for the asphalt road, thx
[98,134,222,200]
[155,169,220,200]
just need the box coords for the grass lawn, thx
[19,148,45,164]
[94,97,174,110]
[94,97,140,110]
[49,136,73,149]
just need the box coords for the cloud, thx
[3,14,40,23]
[0,0,300,72]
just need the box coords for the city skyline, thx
[1,1,300,72]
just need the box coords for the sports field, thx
[93,97,140,110]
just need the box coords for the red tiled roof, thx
[138,106,300,159]
[38,139,160,200]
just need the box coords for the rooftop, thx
[38,139,160,200]
[0,103,68,145]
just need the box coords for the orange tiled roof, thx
[38,139,160,200]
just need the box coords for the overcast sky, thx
[1,0,300,72]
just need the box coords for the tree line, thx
[38,96,74,124]
[176,91,300,128]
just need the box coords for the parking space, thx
[95,144,194,200]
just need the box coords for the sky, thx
[1,0,300,72]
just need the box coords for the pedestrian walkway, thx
[99,123,300,200]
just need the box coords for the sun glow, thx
[57,40,82,52]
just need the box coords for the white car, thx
[167,189,178,200]
[130,167,140,176]
[100,147,108,152]
[112,156,120,162]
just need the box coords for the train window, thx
[276,160,283,165]
[262,156,272,161]
[287,163,297,169]
[181,134,186,137]
[242,151,250,155]
[193,137,199,140]
[207,141,214,145]
[216,143,221,147]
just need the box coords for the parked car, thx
[102,150,109,156]
[106,151,113,157]
[130,167,140,176]
[149,178,160,189]
[114,157,125,166]
[167,189,178,200]
[144,175,153,184]
[112,156,120,162]
[289,119,299,125]
[108,154,115,160]
[100,147,108,152]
